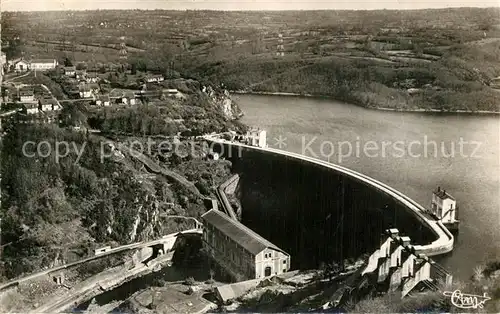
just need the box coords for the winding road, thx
[0,229,202,293]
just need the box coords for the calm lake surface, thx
[236,94,500,280]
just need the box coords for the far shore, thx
[230,90,500,115]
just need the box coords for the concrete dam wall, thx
[208,139,453,271]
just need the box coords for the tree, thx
[184,276,195,286]
[63,57,73,67]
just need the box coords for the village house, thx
[85,72,99,83]
[96,95,111,107]
[76,70,86,80]
[201,209,291,281]
[122,91,137,105]
[22,102,39,115]
[30,59,58,71]
[14,59,30,72]
[79,84,99,98]
[0,52,6,75]
[145,74,165,83]
[38,97,59,112]
[79,86,92,98]
[19,88,35,102]
[64,66,76,77]
[0,52,6,66]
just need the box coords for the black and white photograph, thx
[0,0,499,312]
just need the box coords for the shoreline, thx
[230,90,500,115]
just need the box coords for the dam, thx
[204,136,454,271]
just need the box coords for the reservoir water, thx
[236,94,500,281]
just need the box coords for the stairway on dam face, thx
[216,174,240,221]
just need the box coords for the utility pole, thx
[340,179,345,271]
[277,33,284,57]
[0,16,2,111]
[119,36,128,61]
[0,217,2,278]
[0,218,2,256]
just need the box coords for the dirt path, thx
[114,142,203,198]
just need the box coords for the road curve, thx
[0,229,202,292]
[203,136,454,257]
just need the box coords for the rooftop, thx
[14,59,30,65]
[433,187,455,201]
[31,59,56,64]
[80,83,100,91]
[123,91,136,98]
[79,86,91,92]
[19,89,34,96]
[23,103,39,109]
[39,97,57,106]
[201,209,288,256]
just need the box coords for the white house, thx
[0,52,6,75]
[23,102,39,115]
[39,97,58,111]
[76,70,86,80]
[14,59,30,72]
[79,86,93,98]
[122,97,137,105]
[146,74,164,83]
[30,59,58,71]
[79,83,99,98]
[19,88,35,102]
[85,72,99,83]
[122,92,137,105]
[0,52,6,66]
[64,66,76,77]
[96,95,111,107]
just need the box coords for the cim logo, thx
[443,290,491,310]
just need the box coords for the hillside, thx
[3,8,500,111]
[0,80,244,280]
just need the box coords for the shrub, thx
[184,276,196,286]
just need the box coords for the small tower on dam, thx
[430,187,459,232]
[244,129,267,148]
